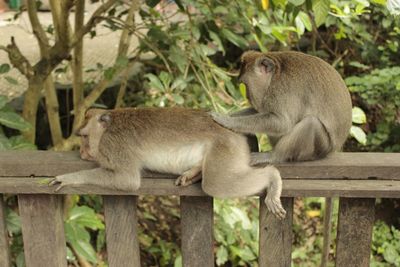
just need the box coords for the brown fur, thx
[212,50,352,163]
[50,107,287,219]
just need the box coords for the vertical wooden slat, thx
[181,196,213,267]
[103,196,140,267]
[259,197,293,267]
[0,195,11,267]
[18,195,67,267]
[321,197,333,267]
[336,198,375,267]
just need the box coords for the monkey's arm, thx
[231,107,258,117]
[210,111,290,135]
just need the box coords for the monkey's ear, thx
[99,113,112,127]
[258,56,275,74]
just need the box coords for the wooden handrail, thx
[0,151,399,267]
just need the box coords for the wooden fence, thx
[0,151,399,267]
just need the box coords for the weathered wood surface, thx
[335,198,375,267]
[259,197,293,267]
[1,151,400,180]
[103,196,140,267]
[181,196,214,267]
[0,195,11,267]
[0,177,399,197]
[321,197,333,267]
[18,195,67,267]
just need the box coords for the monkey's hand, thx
[265,196,286,220]
[209,112,235,130]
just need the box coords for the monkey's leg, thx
[272,116,331,162]
[210,111,289,136]
[49,167,141,192]
[175,165,202,186]
[202,136,286,219]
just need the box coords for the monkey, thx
[49,107,287,219]
[210,50,352,164]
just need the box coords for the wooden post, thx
[18,195,67,267]
[259,197,293,267]
[0,195,11,267]
[321,197,333,267]
[181,196,214,267]
[103,196,140,267]
[336,198,375,267]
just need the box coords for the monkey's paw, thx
[265,196,286,220]
[175,173,202,186]
[48,174,79,192]
[208,112,234,129]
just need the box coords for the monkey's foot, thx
[49,174,79,192]
[175,172,202,186]
[265,196,286,220]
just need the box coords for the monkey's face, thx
[78,109,109,161]
[239,51,275,108]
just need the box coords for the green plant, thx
[0,95,35,150]
[371,221,400,266]
[346,67,400,151]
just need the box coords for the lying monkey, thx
[50,107,286,219]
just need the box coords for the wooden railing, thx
[0,151,399,267]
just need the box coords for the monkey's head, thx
[239,51,276,107]
[77,108,111,161]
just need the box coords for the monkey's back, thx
[107,107,229,139]
[267,51,352,150]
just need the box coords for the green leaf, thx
[0,133,12,151]
[169,45,187,73]
[65,222,98,263]
[209,31,225,55]
[0,111,31,131]
[159,71,172,89]
[174,255,182,267]
[9,135,36,150]
[352,107,367,124]
[230,206,252,229]
[289,0,305,5]
[239,83,247,100]
[104,67,116,81]
[312,0,330,27]
[4,76,18,85]
[295,15,305,35]
[0,95,7,109]
[350,126,367,145]
[298,11,312,31]
[67,206,104,230]
[216,246,228,265]
[221,29,248,48]
[6,208,21,234]
[172,94,184,105]
[0,64,10,74]
[145,73,165,91]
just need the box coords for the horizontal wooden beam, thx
[1,151,399,180]
[0,177,399,198]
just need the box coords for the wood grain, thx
[0,178,399,198]
[181,196,214,267]
[0,195,11,267]
[103,196,140,267]
[259,197,293,267]
[18,195,67,267]
[1,151,399,180]
[335,198,375,267]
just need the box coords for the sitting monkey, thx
[211,51,352,163]
[50,107,286,219]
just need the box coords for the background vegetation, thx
[0,0,399,266]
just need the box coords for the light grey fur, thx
[211,51,352,163]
